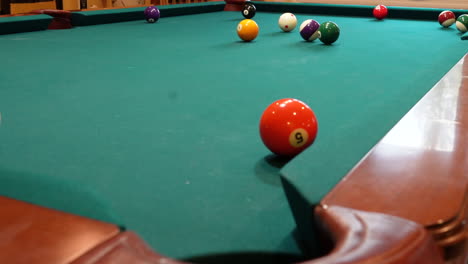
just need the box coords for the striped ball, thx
[456,14,468,33]
[438,10,455,27]
[299,19,320,42]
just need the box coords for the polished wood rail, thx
[0,196,120,264]
[0,196,445,264]
[70,206,445,264]
[322,54,468,263]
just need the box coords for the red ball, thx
[373,5,388,20]
[438,10,456,27]
[259,98,318,157]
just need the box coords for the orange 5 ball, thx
[237,19,259,42]
[259,98,318,157]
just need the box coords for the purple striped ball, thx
[300,19,320,41]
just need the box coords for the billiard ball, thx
[242,3,256,19]
[144,6,160,23]
[259,98,318,157]
[438,10,456,27]
[319,21,340,45]
[299,19,320,41]
[237,19,259,42]
[456,14,468,33]
[278,13,297,32]
[373,5,388,20]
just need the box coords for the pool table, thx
[0,2,467,263]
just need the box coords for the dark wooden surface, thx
[311,206,445,264]
[71,207,445,264]
[0,196,120,264]
[71,231,165,264]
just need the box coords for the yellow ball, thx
[237,19,259,42]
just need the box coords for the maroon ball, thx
[144,6,160,23]
[438,10,455,27]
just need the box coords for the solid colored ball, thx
[242,3,256,19]
[456,14,468,33]
[299,19,320,41]
[237,19,259,42]
[373,5,388,20]
[278,13,297,32]
[319,21,340,45]
[259,98,318,157]
[438,10,456,27]
[144,6,160,23]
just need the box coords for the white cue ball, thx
[278,12,298,32]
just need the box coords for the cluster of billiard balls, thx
[260,98,318,157]
[298,18,340,44]
[371,6,468,34]
[237,3,341,45]
[438,10,468,33]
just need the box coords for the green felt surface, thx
[0,3,466,261]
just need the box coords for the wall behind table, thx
[62,0,150,10]
[10,0,55,14]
